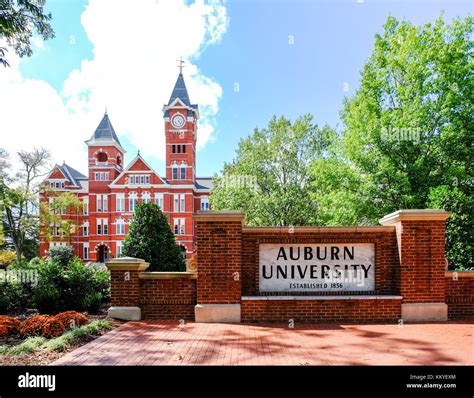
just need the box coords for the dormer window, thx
[49,181,65,189]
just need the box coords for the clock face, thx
[171,114,185,129]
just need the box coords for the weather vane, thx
[177,57,185,74]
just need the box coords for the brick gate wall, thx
[240,226,402,323]
[445,272,474,319]
[107,210,473,322]
[139,276,197,320]
[241,298,402,323]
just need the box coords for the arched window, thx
[180,163,186,180]
[172,163,178,180]
[116,155,122,167]
[82,221,89,236]
[129,192,138,212]
[142,192,151,204]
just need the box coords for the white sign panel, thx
[259,243,375,292]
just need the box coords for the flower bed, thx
[0,311,122,366]
[2,311,90,339]
[0,316,22,336]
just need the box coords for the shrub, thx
[0,316,22,336]
[48,246,74,267]
[7,258,34,270]
[33,257,110,313]
[20,315,66,338]
[41,317,66,338]
[32,264,62,313]
[82,292,104,313]
[20,315,51,337]
[0,281,35,313]
[0,283,20,313]
[27,257,43,268]
[0,250,16,268]
[53,311,89,330]
[123,202,185,271]
[62,258,110,312]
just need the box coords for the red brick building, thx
[39,72,211,262]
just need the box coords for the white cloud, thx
[0,0,228,175]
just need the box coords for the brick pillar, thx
[380,209,450,321]
[106,256,149,320]
[194,211,244,322]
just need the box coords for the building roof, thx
[44,162,87,188]
[168,73,191,106]
[86,112,123,147]
[195,177,212,191]
[60,163,87,186]
[164,73,199,118]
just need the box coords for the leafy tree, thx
[309,157,374,226]
[39,191,83,245]
[0,0,54,67]
[428,185,473,270]
[0,147,50,261]
[211,115,337,226]
[122,202,185,272]
[341,15,473,269]
[0,249,16,267]
[0,148,8,178]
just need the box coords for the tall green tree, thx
[0,0,54,67]
[428,185,473,270]
[0,147,50,261]
[309,156,374,226]
[341,15,473,268]
[211,115,337,226]
[122,202,185,272]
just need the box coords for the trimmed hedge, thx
[13,311,91,339]
[54,311,89,330]
[0,316,22,336]
[20,315,64,338]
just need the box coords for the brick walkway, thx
[52,321,474,365]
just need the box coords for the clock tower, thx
[163,69,198,184]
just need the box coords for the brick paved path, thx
[52,321,473,365]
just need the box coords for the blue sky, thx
[12,0,474,177]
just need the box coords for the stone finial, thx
[186,254,197,273]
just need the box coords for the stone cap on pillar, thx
[379,209,451,226]
[106,256,150,271]
[194,210,245,223]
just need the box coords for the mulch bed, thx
[0,304,124,366]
